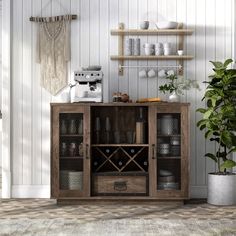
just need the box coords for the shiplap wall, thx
[10,0,233,197]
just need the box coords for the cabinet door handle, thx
[152,144,156,159]
[86,144,89,159]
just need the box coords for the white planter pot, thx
[208,173,236,205]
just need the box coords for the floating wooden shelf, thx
[111,29,194,36]
[110,55,193,60]
[111,22,194,75]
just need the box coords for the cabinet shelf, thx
[92,144,149,147]
[157,156,181,160]
[60,156,84,160]
[60,134,83,137]
[111,29,194,36]
[110,55,193,60]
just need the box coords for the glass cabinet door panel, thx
[156,113,181,191]
[59,113,84,191]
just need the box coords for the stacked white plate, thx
[60,170,83,190]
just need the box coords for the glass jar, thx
[60,120,67,134]
[68,119,77,134]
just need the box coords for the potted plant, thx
[197,59,236,205]
[159,74,200,102]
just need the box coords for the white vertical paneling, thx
[138,0,148,99]
[12,0,23,185]
[128,0,138,101]
[9,0,235,197]
[81,0,90,67]
[147,0,157,98]
[41,0,52,185]
[195,0,206,186]
[118,0,129,94]
[90,0,99,65]
[71,0,81,81]
[22,0,32,185]
[186,0,197,186]
[205,0,216,177]
[99,0,109,102]
[109,0,119,101]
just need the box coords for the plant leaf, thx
[220,160,236,171]
[221,130,233,148]
[205,153,217,163]
[196,108,207,114]
[223,59,233,68]
[210,61,223,69]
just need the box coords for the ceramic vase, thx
[169,91,180,102]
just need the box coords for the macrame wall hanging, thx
[30,1,77,96]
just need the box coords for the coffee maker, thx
[71,70,103,103]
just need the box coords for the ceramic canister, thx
[160,115,174,135]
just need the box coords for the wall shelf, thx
[110,55,194,60]
[111,29,194,36]
[110,22,194,75]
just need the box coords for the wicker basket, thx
[60,170,83,190]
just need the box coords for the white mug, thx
[177,50,184,56]
[139,70,147,78]
[164,47,172,56]
[148,69,156,78]
[167,70,175,76]
[144,47,155,56]
[158,69,166,78]
[140,21,149,29]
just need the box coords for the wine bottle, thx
[136,107,146,144]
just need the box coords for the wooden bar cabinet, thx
[51,102,190,204]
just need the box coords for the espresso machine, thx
[71,69,103,103]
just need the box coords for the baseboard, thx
[11,185,50,198]
[190,186,207,198]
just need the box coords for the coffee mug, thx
[140,21,149,29]
[167,70,175,76]
[144,47,154,56]
[164,47,172,56]
[139,70,147,78]
[148,69,156,78]
[158,69,166,78]
[177,50,184,56]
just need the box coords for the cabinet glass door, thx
[51,105,90,198]
[149,105,189,199]
[156,113,181,191]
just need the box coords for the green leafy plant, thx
[159,74,200,95]
[197,59,236,173]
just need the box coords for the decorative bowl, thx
[155,21,178,29]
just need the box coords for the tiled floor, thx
[0,199,235,221]
[0,199,235,235]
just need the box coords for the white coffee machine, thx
[71,70,103,103]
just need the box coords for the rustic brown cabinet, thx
[51,103,190,203]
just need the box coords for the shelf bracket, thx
[118,23,125,76]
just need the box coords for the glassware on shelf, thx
[78,143,83,156]
[95,117,101,144]
[68,119,77,134]
[105,117,111,143]
[69,142,77,157]
[77,118,83,135]
[114,131,121,144]
[158,143,170,155]
[126,131,135,144]
[60,120,67,134]
[60,142,67,156]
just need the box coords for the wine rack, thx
[92,145,148,173]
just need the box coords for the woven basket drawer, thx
[93,173,148,196]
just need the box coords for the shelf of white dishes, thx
[110,55,194,60]
[110,29,194,35]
